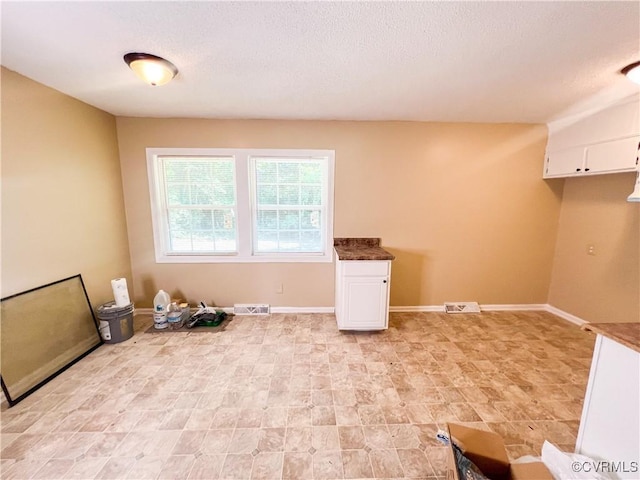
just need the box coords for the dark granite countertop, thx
[582,322,640,354]
[334,238,395,261]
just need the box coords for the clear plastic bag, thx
[540,441,614,480]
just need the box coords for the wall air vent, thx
[444,302,481,314]
[233,304,270,315]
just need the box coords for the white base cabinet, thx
[335,259,390,330]
[575,335,640,479]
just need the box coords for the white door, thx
[342,275,389,330]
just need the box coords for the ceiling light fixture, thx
[123,52,178,86]
[621,60,640,85]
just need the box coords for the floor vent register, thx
[444,302,481,314]
[233,304,270,315]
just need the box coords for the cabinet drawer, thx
[340,260,390,276]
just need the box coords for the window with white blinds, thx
[147,148,334,263]
[252,158,325,254]
[163,157,237,253]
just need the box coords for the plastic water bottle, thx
[167,302,183,330]
[153,289,170,329]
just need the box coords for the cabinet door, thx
[585,136,639,174]
[544,146,587,178]
[576,336,640,478]
[341,276,389,330]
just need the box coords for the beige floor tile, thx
[338,426,366,450]
[312,425,341,451]
[342,449,374,479]
[187,453,226,480]
[358,405,386,425]
[157,454,195,479]
[228,428,261,454]
[287,406,312,427]
[52,431,97,459]
[388,424,421,449]
[282,452,313,479]
[284,427,312,452]
[397,448,434,478]
[64,456,109,479]
[94,456,136,479]
[220,453,254,479]
[0,311,595,479]
[0,433,45,459]
[172,430,207,455]
[313,450,344,479]
[30,458,74,479]
[23,412,68,434]
[251,451,283,479]
[262,407,288,428]
[124,455,165,480]
[312,406,337,426]
[27,432,76,459]
[369,448,404,478]
[238,408,266,428]
[335,406,361,426]
[84,432,127,458]
[184,409,214,430]
[1,457,49,480]
[258,427,286,452]
[211,407,240,429]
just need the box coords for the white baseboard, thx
[481,303,548,311]
[543,304,587,326]
[389,305,443,312]
[390,303,548,313]
[389,303,587,327]
[135,306,236,315]
[271,307,334,314]
[134,306,334,315]
[134,304,587,326]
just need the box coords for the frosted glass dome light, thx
[124,52,178,86]
[621,61,640,85]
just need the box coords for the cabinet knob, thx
[585,168,590,172]
[383,280,387,283]
[576,168,582,172]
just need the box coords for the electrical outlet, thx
[276,283,284,294]
[587,244,596,256]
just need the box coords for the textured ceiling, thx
[2,1,639,123]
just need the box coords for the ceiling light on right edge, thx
[124,52,178,86]
[621,60,640,85]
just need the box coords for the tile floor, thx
[0,311,595,479]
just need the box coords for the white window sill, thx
[155,252,334,263]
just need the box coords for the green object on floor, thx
[186,310,227,328]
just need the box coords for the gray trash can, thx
[96,301,134,344]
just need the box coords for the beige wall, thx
[2,68,640,322]
[3,68,633,321]
[1,68,132,306]
[548,173,640,323]
[116,117,561,308]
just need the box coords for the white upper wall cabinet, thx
[544,99,640,179]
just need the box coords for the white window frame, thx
[147,148,335,263]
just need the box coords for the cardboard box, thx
[446,424,553,480]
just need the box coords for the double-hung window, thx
[147,148,335,263]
